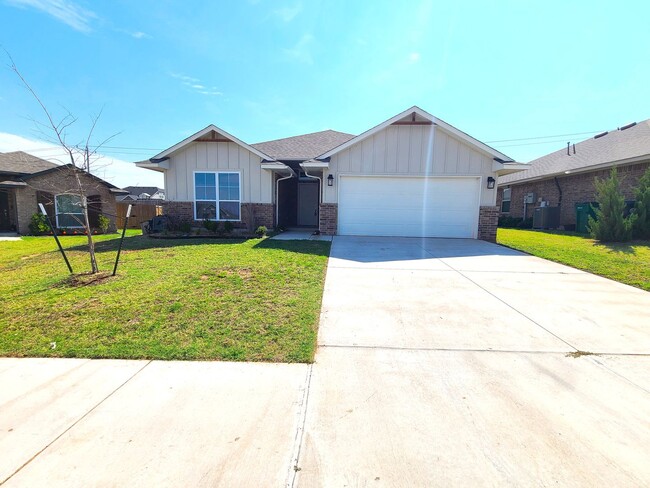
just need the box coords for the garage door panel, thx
[338,176,479,238]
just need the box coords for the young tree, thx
[587,167,636,242]
[8,55,116,273]
[633,166,650,239]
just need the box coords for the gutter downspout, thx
[302,169,322,233]
[554,175,563,208]
[275,171,295,229]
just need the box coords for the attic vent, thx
[620,122,637,131]
[594,131,608,139]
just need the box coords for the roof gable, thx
[499,119,650,184]
[252,130,355,160]
[153,125,273,161]
[317,106,513,161]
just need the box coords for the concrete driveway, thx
[294,236,650,487]
[2,237,649,487]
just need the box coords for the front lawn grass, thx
[0,231,330,362]
[497,228,650,291]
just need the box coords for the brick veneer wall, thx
[319,203,337,235]
[498,161,650,227]
[478,206,499,242]
[14,167,118,234]
[163,201,275,231]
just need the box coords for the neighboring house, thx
[0,151,126,234]
[136,106,526,241]
[497,119,650,229]
[119,186,165,201]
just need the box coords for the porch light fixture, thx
[327,174,334,187]
[486,176,495,189]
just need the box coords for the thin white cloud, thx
[0,132,163,188]
[6,0,96,33]
[408,52,421,63]
[274,3,302,22]
[169,73,223,97]
[284,33,314,64]
[131,31,151,39]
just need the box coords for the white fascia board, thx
[135,160,169,172]
[492,162,530,176]
[153,124,274,161]
[317,105,513,162]
[261,161,296,176]
[300,160,329,169]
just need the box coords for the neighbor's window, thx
[194,172,240,221]
[55,194,84,228]
[501,188,511,213]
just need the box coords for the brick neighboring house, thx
[0,151,127,234]
[497,120,650,229]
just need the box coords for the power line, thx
[485,130,604,144]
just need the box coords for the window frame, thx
[193,171,242,221]
[55,193,85,228]
[501,187,512,213]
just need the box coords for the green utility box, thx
[575,202,598,233]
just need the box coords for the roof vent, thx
[619,122,637,131]
[594,131,608,139]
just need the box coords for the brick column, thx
[478,206,499,242]
[319,203,337,235]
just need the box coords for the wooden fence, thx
[116,202,163,229]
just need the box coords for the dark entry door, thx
[0,191,12,231]
[297,183,319,226]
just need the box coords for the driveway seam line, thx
[416,242,580,352]
[286,363,313,488]
[318,344,650,356]
[0,360,153,486]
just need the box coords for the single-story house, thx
[136,106,526,241]
[497,119,650,229]
[119,186,165,201]
[0,151,126,234]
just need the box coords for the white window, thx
[55,194,84,228]
[501,188,511,213]
[194,172,241,221]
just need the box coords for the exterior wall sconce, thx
[327,174,334,187]
[487,176,495,189]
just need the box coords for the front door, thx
[297,183,319,226]
[0,191,12,231]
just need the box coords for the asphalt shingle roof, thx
[500,119,650,184]
[0,151,58,175]
[252,130,355,160]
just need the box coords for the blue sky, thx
[1,0,649,187]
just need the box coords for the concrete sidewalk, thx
[0,358,309,487]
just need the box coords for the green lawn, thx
[0,231,330,362]
[497,228,650,291]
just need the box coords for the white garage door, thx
[338,176,480,238]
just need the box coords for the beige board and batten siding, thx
[164,141,272,203]
[323,125,496,205]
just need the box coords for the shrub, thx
[588,167,636,242]
[97,214,110,234]
[633,166,650,239]
[255,225,267,237]
[498,216,533,229]
[29,213,50,235]
[223,221,234,234]
[179,222,192,233]
[203,219,220,234]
